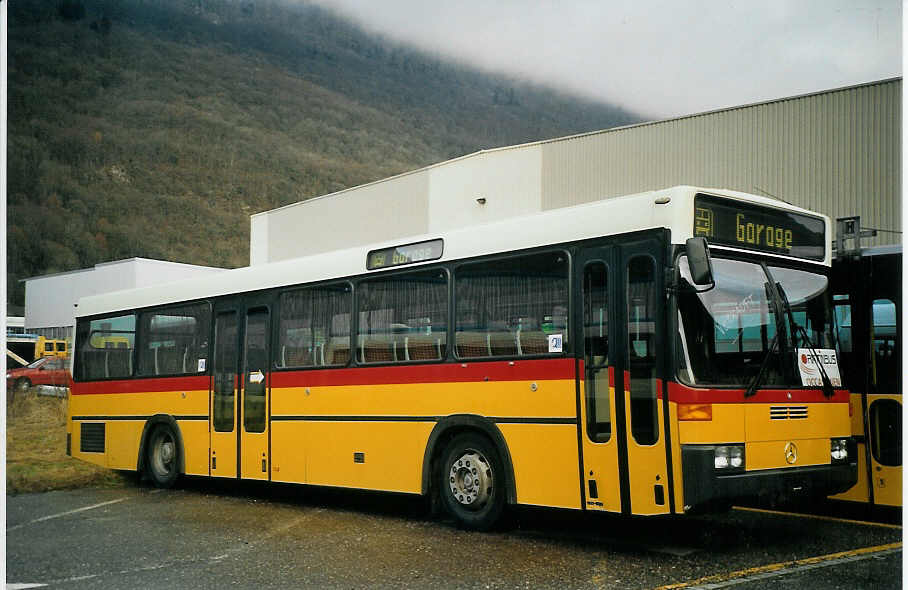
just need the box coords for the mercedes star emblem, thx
[784,441,798,464]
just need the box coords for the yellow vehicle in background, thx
[830,217,901,509]
[39,337,69,359]
[6,335,69,368]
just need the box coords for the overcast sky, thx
[313,0,902,119]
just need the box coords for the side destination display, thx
[367,239,444,270]
[693,194,825,261]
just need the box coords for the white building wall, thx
[428,146,542,233]
[24,258,225,340]
[251,168,431,264]
[131,258,225,287]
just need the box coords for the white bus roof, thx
[76,186,831,318]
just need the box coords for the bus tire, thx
[145,423,180,489]
[439,433,505,531]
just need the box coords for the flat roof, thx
[23,258,226,282]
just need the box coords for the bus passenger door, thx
[240,305,271,480]
[867,293,901,507]
[619,242,671,515]
[577,239,672,516]
[210,299,272,481]
[211,307,239,478]
[576,247,622,513]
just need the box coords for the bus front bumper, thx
[681,445,857,512]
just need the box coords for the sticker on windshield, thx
[796,348,842,387]
[548,334,563,353]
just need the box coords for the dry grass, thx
[6,391,129,494]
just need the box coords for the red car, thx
[7,356,73,391]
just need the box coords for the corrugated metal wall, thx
[251,79,901,263]
[541,79,901,246]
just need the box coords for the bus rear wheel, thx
[439,433,505,531]
[146,424,180,488]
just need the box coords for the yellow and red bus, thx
[68,186,856,529]
[830,237,901,509]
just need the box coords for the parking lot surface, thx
[6,480,902,589]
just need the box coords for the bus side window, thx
[358,270,448,364]
[584,261,610,442]
[833,294,860,392]
[137,304,210,377]
[454,251,569,359]
[627,255,658,446]
[77,315,136,380]
[213,312,237,433]
[869,399,902,467]
[278,284,351,368]
[871,298,899,394]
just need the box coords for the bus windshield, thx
[676,256,835,387]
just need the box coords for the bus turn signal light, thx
[679,403,713,421]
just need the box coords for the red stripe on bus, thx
[667,382,850,404]
[270,358,576,388]
[71,375,210,395]
[70,358,577,394]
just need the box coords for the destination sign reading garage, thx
[367,238,444,270]
[693,194,825,260]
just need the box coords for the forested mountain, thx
[7,0,639,306]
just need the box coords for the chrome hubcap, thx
[449,450,492,510]
[153,433,175,476]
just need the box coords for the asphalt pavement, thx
[5,479,903,589]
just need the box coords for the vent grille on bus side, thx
[769,406,808,420]
[80,423,106,453]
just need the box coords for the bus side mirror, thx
[685,237,714,286]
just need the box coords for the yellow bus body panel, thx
[830,440,871,502]
[744,403,851,441]
[69,390,210,475]
[270,379,576,419]
[623,390,670,515]
[865,393,902,506]
[285,421,432,492]
[746,438,830,470]
[678,403,745,443]
[667,402,686,514]
[498,423,581,509]
[578,383,621,513]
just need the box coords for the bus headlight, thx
[714,445,744,470]
[831,438,849,462]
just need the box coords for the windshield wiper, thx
[744,281,786,398]
[744,331,780,398]
[776,283,835,398]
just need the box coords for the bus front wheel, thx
[145,424,180,488]
[439,433,505,531]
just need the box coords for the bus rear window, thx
[76,314,136,380]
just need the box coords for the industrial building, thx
[22,258,226,342]
[250,78,900,265]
